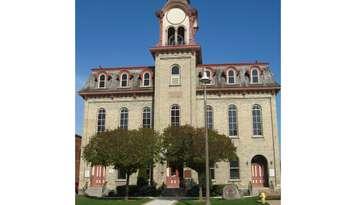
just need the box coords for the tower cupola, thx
[156,0,198,46]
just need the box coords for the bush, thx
[114,184,161,197]
[210,185,226,196]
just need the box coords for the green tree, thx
[83,128,160,200]
[161,126,237,201]
[187,128,237,201]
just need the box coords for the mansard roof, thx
[79,61,280,99]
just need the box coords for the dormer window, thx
[251,68,259,84]
[98,74,106,88]
[171,65,181,85]
[227,69,236,84]
[121,73,129,87]
[177,27,185,45]
[143,73,150,87]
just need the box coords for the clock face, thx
[166,8,186,25]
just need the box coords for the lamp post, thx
[200,69,211,205]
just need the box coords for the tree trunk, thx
[125,173,130,200]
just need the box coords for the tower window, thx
[177,27,185,45]
[252,104,263,136]
[97,108,106,133]
[121,73,128,87]
[98,74,106,88]
[227,69,236,84]
[168,27,176,45]
[142,107,152,128]
[228,104,238,136]
[251,69,259,83]
[171,104,180,127]
[120,107,129,129]
[171,66,181,85]
[143,73,150,87]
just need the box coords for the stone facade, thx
[78,0,280,193]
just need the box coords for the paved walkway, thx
[144,199,177,205]
[267,200,281,205]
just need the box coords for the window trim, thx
[226,68,237,85]
[252,104,263,137]
[120,72,130,88]
[250,68,260,84]
[98,74,106,89]
[120,107,129,129]
[206,105,213,129]
[170,104,181,127]
[97,108,106,133]
[228,104,238,138]
[229,159,240,180]
[142,107,152,128]
[170,65,181,86]
[141,72,151,87]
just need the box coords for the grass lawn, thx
[76,196,151,205]
[175,197,267,205]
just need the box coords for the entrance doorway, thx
[251,155,269,187]
[90,165,106,187]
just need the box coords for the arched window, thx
[228,104,238,136]
[206,105,213,129]
[143,73,150,87]
[98,74,106,88]
[252,104,263,136]
[168,27,176,45]
[177,27,185,45]
[97,108,106,133]
[171,104,180,127]
[142,107,152,128]
[251,69,259,83]
[121,73,128,87]
[227,69,236,84]
[171,65,181,85]
[229,158,240,179]
[120,107,129,129]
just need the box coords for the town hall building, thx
[78,0,281,195]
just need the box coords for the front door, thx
[166,167,180,188]
[251,163,264,186]
[90,166,106,187]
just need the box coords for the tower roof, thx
[167,0,190,4]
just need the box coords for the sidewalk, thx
[144,199,177,205]
[267,200,281,205]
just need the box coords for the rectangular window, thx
[210,166,215,180]
[230,160,240,179]
[117,168,127,180]
[120,109,129,129]
[252,110,263,135]
[228,107,238,136]
[143,108,151,128]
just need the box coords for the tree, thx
[83,128,160,200]
[161,126,237,201]
[186,128,237,200]
[161,125,194,182]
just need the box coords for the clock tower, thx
[150,0,202,133]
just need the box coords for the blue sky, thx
[76,0,281,137]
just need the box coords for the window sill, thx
[169,84,181,87]
[229,179,241,182]
[116,179,127,182]
[229,136,239,139]
[252,135,264,138]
